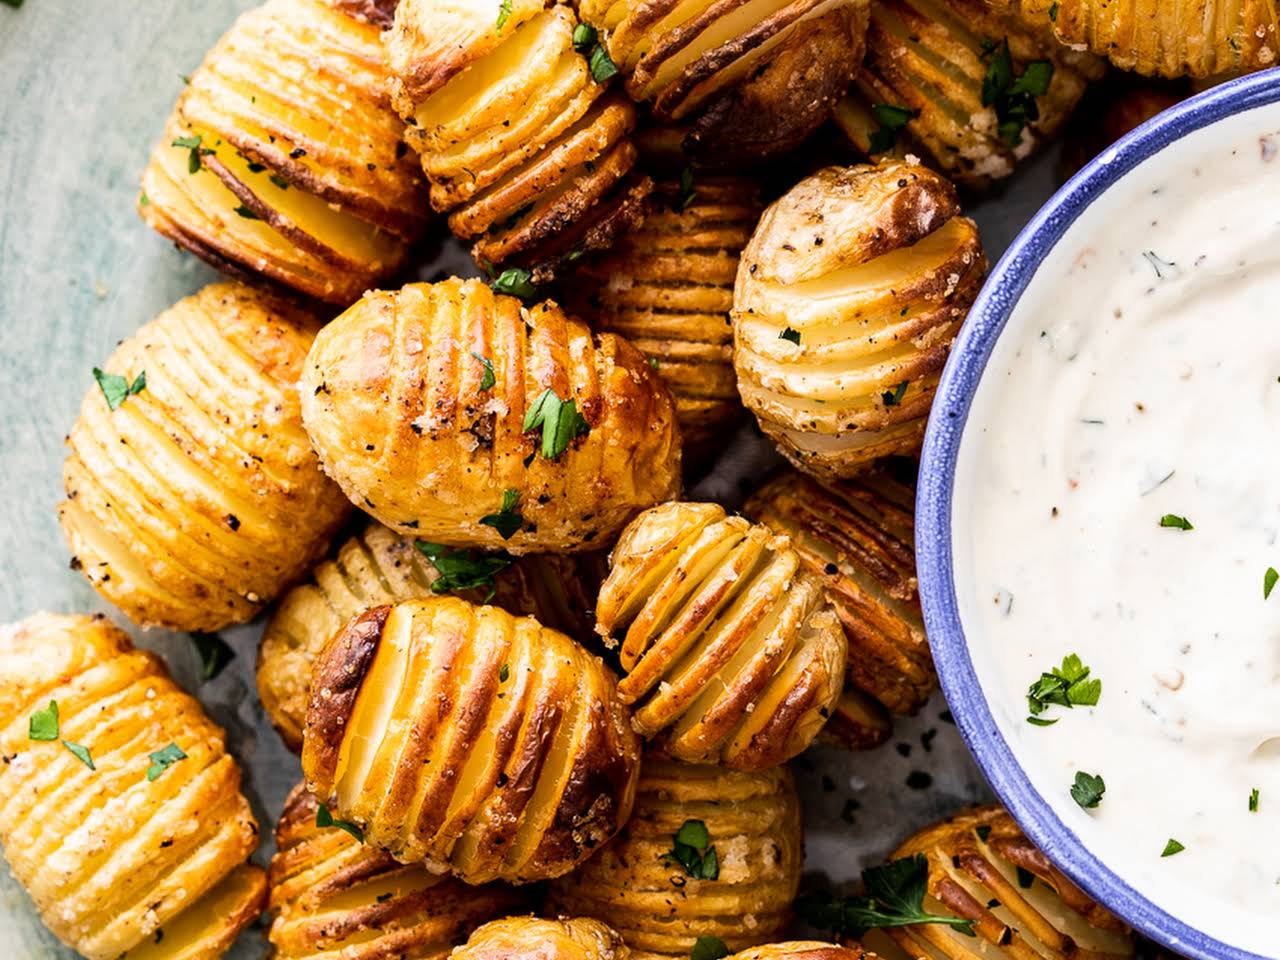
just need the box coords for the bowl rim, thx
[916,66,1280,960]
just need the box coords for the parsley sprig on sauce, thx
[795,854,975,938]
[1070,771,1106,809]
[1159,513,1193,530]
[1025,653,1100,725]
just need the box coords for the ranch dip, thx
[954,104,1280,955]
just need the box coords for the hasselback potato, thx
[547,751,802,958]
[302,596,641,884]
[565,176,760,456]
[992,0,1279,77]
[578,0,870,161]
[596,502,845,769]
[745,465,933,749]
[454,916,632,959]
[863,806,1134,959]
[730,945,875,960]
[268,782,524,958]
[733,161,986,482]
[59,282,350,632]
[139,0,427,304]
[258,520,601,751]
[300,278,682,554]
[0,614,265,960]
[832,0,1104,189]
[386,2,651,273]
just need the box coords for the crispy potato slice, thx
[547,751,802,959]
[453,916,632,959]
[729,945,880,960]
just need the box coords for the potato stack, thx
[386,1,652,273]
[140,0,427,303]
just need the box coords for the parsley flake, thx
[1250,788,1260,812]
[190,632,235,682]
[414,541,514,601]
[63,741,94,770]
[495,0,512,32]
[589,44,619,83]
[2,0,25,9]
[94,367,146,411]
[1070,771,1106,809]
[480,489,523,540]
[29,700,58,741]
[981,40,1054,146]
[868,103,918,154]
[691,936,729,960]
[1049,1,1059,19]
[1159,513,1193,530]
[678,166,697,211]
[1265,567,1278,599]
[523,388,590,460]
[779,327,801,345]
[795,854,975,938]
[472,352,497,391]
[661,819,719,880]
[269,173,290,190]
[146,743,187,782]
[1026,653,1101,722]
[572,22,598,55]
[233,204,261,220]
[171,134,208,174]
[316,802,364,843]
[499,663,510,683]
[1161,839,1185,857]
[489,266,538,300]
[882,380,909,407]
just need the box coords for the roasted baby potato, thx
[386,2,651,274]
[258,521,601,751]
[579,0,870,162]
[729,945,877,960]
[733,162,986,482]
[454,916,632,959]
[59,283,350,632]
[268,782,525,958]
[564,176,761,456]
[745,466,933,749]
[992,0,1279,77]
[300,278,682,554]
[139,0,427,304]
[596,501,845,769]
[0,614,265,960]
[302,597,642,884]
[547,751,802,958]
[832,0,1104,189]
[862,806,1134,959]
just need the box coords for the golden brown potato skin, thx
[59,283,350,632]
[871,806,1134,959]
[993,0,1278,77]
[547,752,802,959]
[745,466,934,748]
[832,0,1104,189]
[580,0,869,162]
[139,0,427,303]
[258,521,602,752]
[733,162,986,482]
[0,614,265,960]
[300,278,682,554]
[387,1,651,274]
[268,783,525,958]
[564,176,761,457]
[454,916,632,960]
[302,597,642,884]
[728,944,877,960]
[596,502,845,769]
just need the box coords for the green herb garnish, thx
[1026,653,1101,722]
[678,166,697,211]
[480,489,523,540]
[147,743,187,782]
[1265,567,1278,599]
[414,541,514,601]
[1048,2,1059,20]
[868,103,918,154]
[1250,788,1260,812]
[882,380,909,407]
[472,352,497,391]
[690,936,729,960]
[489,266,538,300]
[572,22,598,55]
[93,367,146,411]
[29,700,58,741]
[499,663,510,683]
[1161,839,1185,857]
[190,632,235,682]
[269,173,290,190]
[316,802,364,843]
[233,204,260,220]
[981,40,1054,146]
[63,741,94,770]
[495,0,513,32]
[1070,771,1105,809]
[523,388,590,460]
[589,44,619,83]
[779,327,801,345]
[661,819,719,880]
[171,134,208,174]
[1159,514,1193,530]
[795,854,976,938]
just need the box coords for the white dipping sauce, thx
[955,103,1280,955]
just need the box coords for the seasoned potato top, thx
[300,278,682,554]
[453,916,633,960]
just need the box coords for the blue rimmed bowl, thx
[916,67,1280,960]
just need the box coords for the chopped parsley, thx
[2,0,25,9]
[190,632,235,682]
[779,327,801,345]
[1048,2,1059,20]
[868,103,918,154]
[1026,653,1101,723]
[572,22,598,55]
[489,266,538,300]
[29,700,58,741]
[661,819,719,880]
[678,166,697,211]
[63,741,94,770]
[882,380,909,407]
[1265,567,1278,599]
[171,134,208,174]
[269,173,290,190]
[233,204,260,220]
[480,489,523,540]
[414,541,514,601]
[981,40,1054,146]
[1250,788,1260,812]
[316,802,364,843]
[93,367,146,411]
[147,743,187,782]
[795,854,975,938]
[1070,771,1106,809]
[495,0,512,32]
[589,43,618,83]
[499,663,510,683]
[975,824,992,843]
[523,388,590,460]
[1161,839,1185,857]
[690,936,729,960]
[472,352,496,391]
[1159,513,1193,530]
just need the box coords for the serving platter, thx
[0,1,1064,955]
